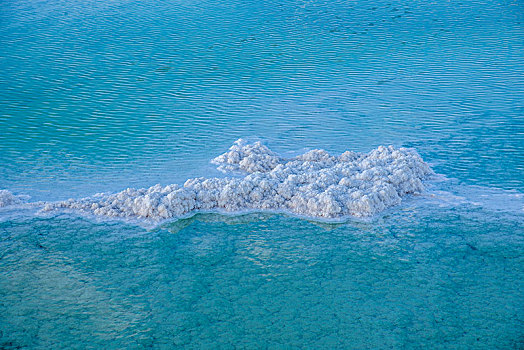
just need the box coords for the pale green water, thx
[1,208,522,348]
[0,0,523,348]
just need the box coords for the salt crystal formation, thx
[44,139,433,220]
[0,190,21,207]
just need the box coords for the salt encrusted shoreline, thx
[41,139,434,220]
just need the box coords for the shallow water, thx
[1,0,523,348]
[1,208,523,349]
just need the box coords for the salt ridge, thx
[42,139,434,220]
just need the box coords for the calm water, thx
[1,0,523,348]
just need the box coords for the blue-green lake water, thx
[1,0,523,348]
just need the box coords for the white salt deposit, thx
[43,139,434,220]
[0,190,21,207]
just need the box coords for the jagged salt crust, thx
[44,139,433,220]
[0,190,22,207]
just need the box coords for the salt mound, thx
[45,139,433,220]
[0,190,21,207]
[211,139,282,173]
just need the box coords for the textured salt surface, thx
[0,190,21,207]
[41,139,433,220]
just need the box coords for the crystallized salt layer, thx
[44,139,433,220]
[0,190,21,207]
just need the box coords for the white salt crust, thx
[0,190,21,207]
[42,139,433,220]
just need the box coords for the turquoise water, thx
[1,0,523,348]
[1,209,522,348]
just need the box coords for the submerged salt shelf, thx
[38,139,433,220]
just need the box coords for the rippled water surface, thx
[0,0,523,348]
